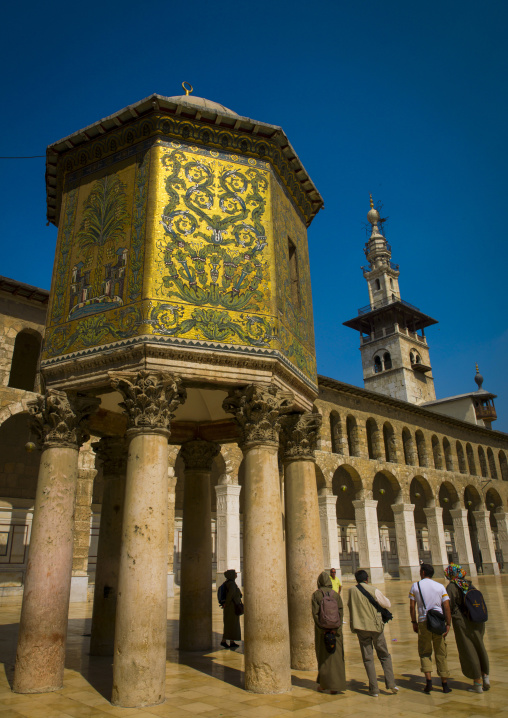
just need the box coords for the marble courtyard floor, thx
[0,575,506,718]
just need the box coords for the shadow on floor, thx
[398,673,472,693]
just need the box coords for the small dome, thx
[168,94,238,116]
[367,207,380,225]
[474,364,484,390]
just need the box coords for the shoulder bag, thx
[417,581,447,635]
[356,584,393,623]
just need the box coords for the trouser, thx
[356,629,396,692]
[417,621,450,677]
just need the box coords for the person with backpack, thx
[347,569,398,697]
[219,569,243,650]
[311,571,346,694]
[445,563,489,693]
[409,563,452,694]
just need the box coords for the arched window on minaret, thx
[374,355,382,373]
[383,352,392,370]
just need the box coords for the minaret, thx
[343,197,438,404]
[473,364,497,429]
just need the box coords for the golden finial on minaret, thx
[476,362,479,373]
[369,193,374,209]
[182,81,194,96]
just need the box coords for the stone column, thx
[473,509,500,575]
[14,390,98,694]
[450,509,477,577]
[90,437,127,656]
[179,440,219,651]
[110,371,186,708]
[71,441,97,602]
[353,499,384,584]
[281,412,323,671]
[424,507,448,576]
[392,504,420,581]
[167,469,177,597]
[223,384,292,693]
[215,484,242,587]
[494,510,508,569]
[318,494,341,577]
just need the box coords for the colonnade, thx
[12,374,324,707]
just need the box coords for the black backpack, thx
[217,581,227,606]
[463,587,488,623]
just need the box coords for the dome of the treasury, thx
[168,92,238,116]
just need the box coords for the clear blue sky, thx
[1,0,506,431]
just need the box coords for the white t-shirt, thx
[409,578,449,622]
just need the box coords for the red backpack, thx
[318,589,340,629]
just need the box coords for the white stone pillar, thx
[282,412,323,671]
[14,391,98,694]
[215,484,242,588]
[179,440,219,652]
[167,470,177,597]
[318,494,341,579]
[424,506,448,576]
[391,503,420,581]
[449,509,477,577]
[353,499,384,584]
[494,510,508,570]
[473,509,500,575]
[110,371,186,708]
[224,384,292,694]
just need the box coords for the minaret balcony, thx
[358,296,420,316]
[474,404,497,422]
[411,362,431,373]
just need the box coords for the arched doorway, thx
[372,471,401,576]
[438,482,460,564]
[332,465,362,575]
[410,476,433,564]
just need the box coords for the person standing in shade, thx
[311,571,346,694]
[409,563,452,694]
[220,569,242,650]
[348,569,398,697]
[445,564,490,693]
[330,568,342,594]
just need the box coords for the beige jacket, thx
[348,582,391,634]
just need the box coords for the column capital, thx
[450,508,468,520]
[222,384,293,449]
[180,440,220,471]
[28,390,99,450]
[109,370,186,435]
[391,502,415,515]
[353,498,378,510]
[92,436,127,476]
[215,484,242,497]
[280,412,322,463]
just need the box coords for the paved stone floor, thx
[0,575,506,717]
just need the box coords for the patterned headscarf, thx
[445,563,469,594]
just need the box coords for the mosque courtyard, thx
[0,575,505,718]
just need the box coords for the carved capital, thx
[280,412,322,463]
[180,440,220,471]
[92,436,127,476]
[222,384,293,449]
[109,370,186,433]
[28,390,99,450]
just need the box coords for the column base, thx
[167,573,174,598]
[70,576,88,603]
[367,567,385,584]
[481,562,500,576]
[398,565,421,581]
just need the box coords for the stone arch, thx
[383,422,398,463]
[8,329,42,392]
[0,412,40,500]
[366,418,382,460]
[329,410,343,455]
[431,434,443,470]
[332,465,363,521]
[373,470,402,520]
[415,430,428,468]
[346,415,360,457]
[466,443,477,476]
[487,448,497,480]
[478,446,488,478]
[456,441,467,474]
[442,437,453,471]
[315,464,328,495]
[486,487,503,530]
[499,450,508,482]
[402,427,416,465]
[464,485,482,567]
[464,484,482,511]
[439,481,460,525]
[410,475,434,525]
